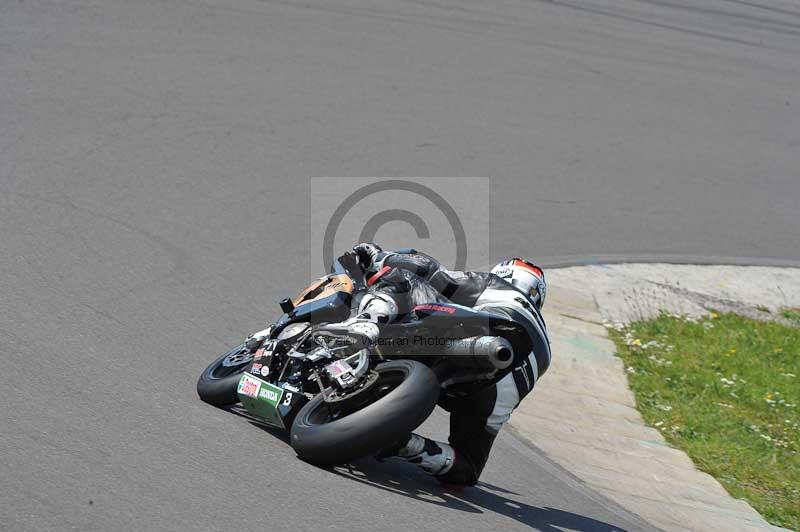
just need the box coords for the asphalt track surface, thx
[2,0,799,530]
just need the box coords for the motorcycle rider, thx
[328,243,551,487]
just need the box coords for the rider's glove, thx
[339,249,361,275]
[353,242,382,270]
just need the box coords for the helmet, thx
[490,258,546,310]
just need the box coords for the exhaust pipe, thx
[439,336,514,370]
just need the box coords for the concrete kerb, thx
[509,264,799,532]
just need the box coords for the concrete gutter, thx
[510,264,800,532]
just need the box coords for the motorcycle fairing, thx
[237,372,308,429]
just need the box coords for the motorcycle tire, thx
[197,343,253,406]
[290,360,439,466]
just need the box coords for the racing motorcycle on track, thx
[197,252,528,466]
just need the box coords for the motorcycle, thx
[196,251,528,466]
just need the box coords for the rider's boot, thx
[387,433,457,477]
[312,316,380,351]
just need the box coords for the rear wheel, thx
[196,343,253,406]
[290,360,439,466]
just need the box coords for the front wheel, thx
[196,343,253,406]
[290,360,439,466]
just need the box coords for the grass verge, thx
[781,308,800,326]
[609,312,799,530]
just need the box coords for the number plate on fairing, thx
[237,374,305,429]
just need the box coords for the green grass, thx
[782,308,800,325]
[609,312,800,530]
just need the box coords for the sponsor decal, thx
[260,365,270,377]
[413,304,456,314]
[253,348,265,360]
[258,385,281,405]
[251,363,263,374]
[493,267,512,278]
[237,375,260,398]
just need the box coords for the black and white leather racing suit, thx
[354,248,551,486]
